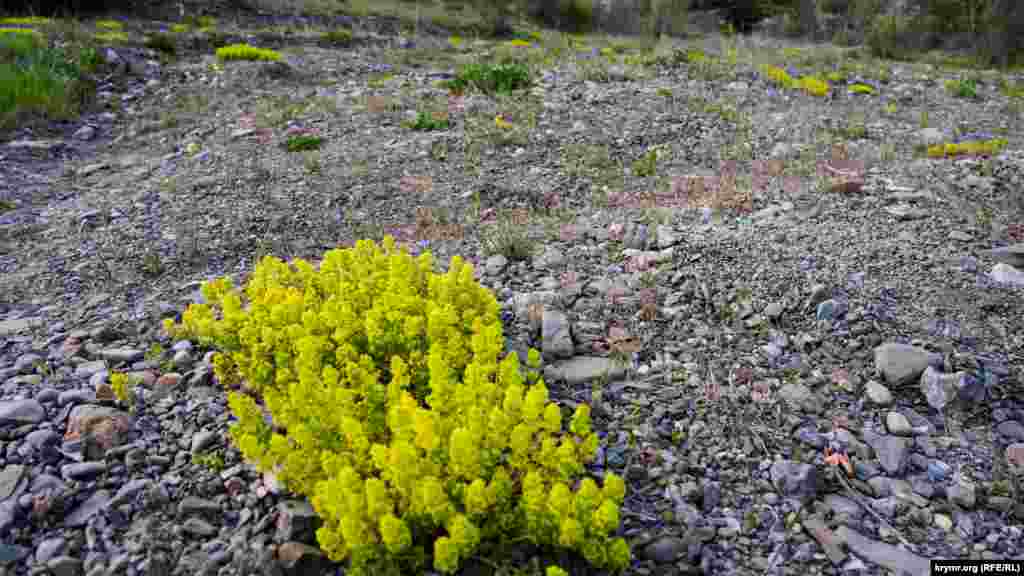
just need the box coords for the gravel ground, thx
[1,8,1024,576]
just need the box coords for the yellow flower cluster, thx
[762,65,831,97]
[927,138,1008,158]
[162,237,630,575]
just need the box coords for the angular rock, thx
[874,343,930,385]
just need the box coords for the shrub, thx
[444,62,531,96]
[321,28,353,46]
[926,138,1008,158]
[799,75,830,97]
[95,19,123,30]
[0,29,100,130]
[284,134,323,151]
[145,32,177,55]
[162,238,629,576]
[945,77,978,99]
[405,110,450,131]
[93,31,128,44]
[216,43,282,62]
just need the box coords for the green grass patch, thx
[284,134,323,152]
[945,77,978,99]
[321,28,352,45]
[404,110,450,131]
[443,62,531,96]
[0,29,102,130]
[216,43,282,62]
[95,19,123,30]
[0,17,51,26]
[93,31,129,44]
[145,32,176,55]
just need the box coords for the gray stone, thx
[865,432,909,475]
[47,555,83,576]
[97,348,145,364]
[885,411,913,436]
[0,399,46,425]
[0,465,27,500]
[641,536,686,563]
[834,525,929,576]
[769,460,818,503]
[864,380,893,406]
[275,500,320,544]
[987,244,1024,268]
[541,309,574,360]
[874,343,930,385]
[65,490,111,527]
[484,254,508,275]
[543,356,627,387]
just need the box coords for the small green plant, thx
[192,451,226,472]
[0,17,52,25]
[95,19,123,30]
[656,87,672,98]
[482,216,535,261]
[145,32,177,55]
[170,23,190,34]
[109,371,137,405]
[0,199,15,214]
[284,134,324,152]
[0,30,102,130]
[322,28,352,45]
[216,43,282,62]
[926,138,1008,158]
[919,110,929,128]
[93,31,129,44]
[945,78,978,99]
[799,76,830,97]
[633,148,658,177]
[144,343,165,364]
[444,62,530,95]
[848,83,874,95]
[406,110,450,131]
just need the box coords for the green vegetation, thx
[284,134,324,151]
[216,43,283,61]
[444,62,531,96]
[0,26,102,130]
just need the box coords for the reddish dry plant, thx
[559,270,579,290]
[526,302,544,330]
[1006,223,1024,242]
[447,95,465,116]
[559,224,579,242]
[400,175,434,195]
[639,288,657,322]
[751,380,773,403]
[366,95,393,114]
[704,377,722,403]
[608,222,625,242]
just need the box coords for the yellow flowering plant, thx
[163,237,630,575]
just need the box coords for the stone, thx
[769,460,818,503]
[641,536,686,563]
[987,244,1024,268]
[0,399,46,425]
[277,542,324,576]
[885,411,913,436]
[275,500,320,544]
[543,356,627,387]
[874,343,930,385]
[833,525,929,576]
[541,309,573,359]
[864,380,893,406]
